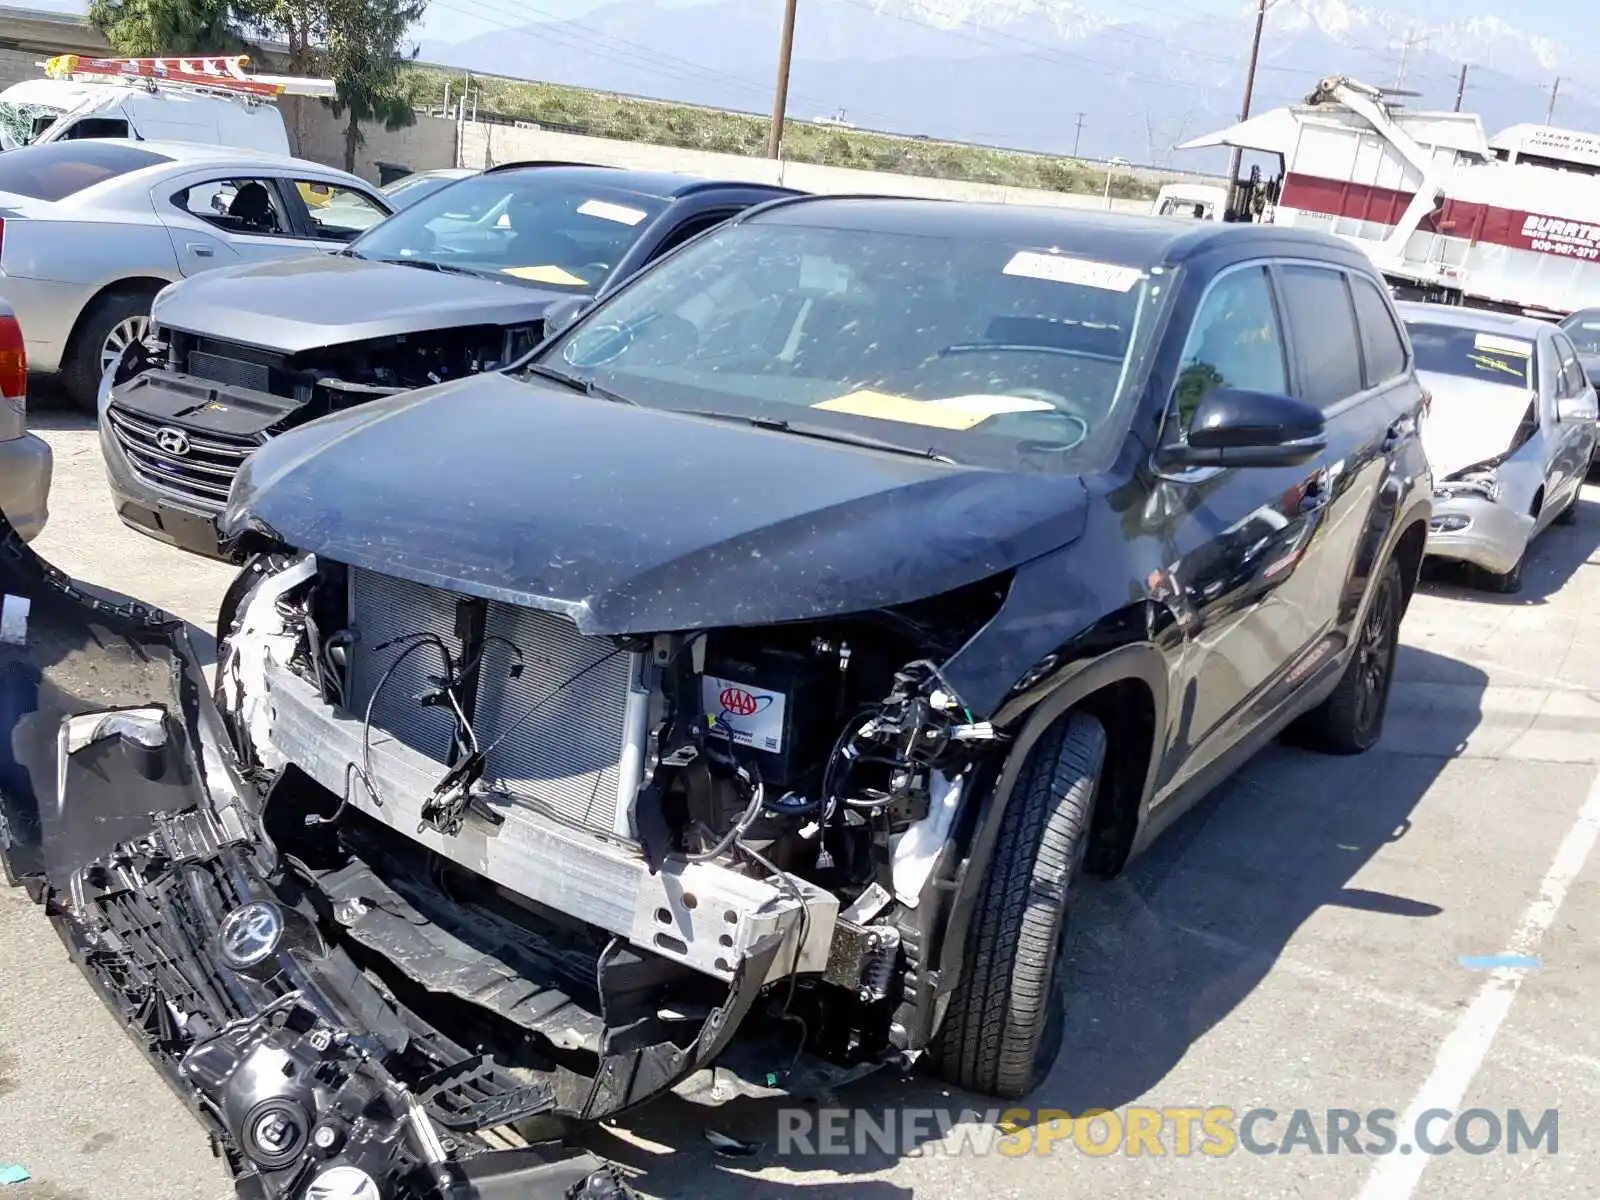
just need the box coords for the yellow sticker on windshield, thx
[1468,353,1525,379]
[503,264,589,286]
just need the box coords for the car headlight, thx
[1435,471,1499,504]
[303,1165,382,1200]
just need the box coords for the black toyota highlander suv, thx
[2,198,1432,1199]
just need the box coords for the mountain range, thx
[418,0,1600,168]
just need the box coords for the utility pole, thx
[1226,0,1268,200]
[1454,63,1468,112]
[1395,28,1427,91]
[768,0,800,159]
[1546,76,1561,125]
[1071,112,1086,157]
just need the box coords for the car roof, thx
[109,140,370,182]
[738,195,1380,269]
[1395,301,1552,339]
[481,161,799,201]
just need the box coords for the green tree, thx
[325,0,425,172]
[87,0,248,55]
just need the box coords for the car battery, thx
[700,645,834,789]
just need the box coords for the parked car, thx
[0,300,51,541]
[311,167,480,237]
[379,166,480,211]
[1,198,1434,1196]
[98,163,799,560]
[1400,303,1597,592]
[1558,306,1600,387]
[0,138,391,409]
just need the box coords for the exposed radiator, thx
[344,569,645,835]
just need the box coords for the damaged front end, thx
[204,548,1014,1115]
[0,522,632,1200]
[1,509,1021,1195]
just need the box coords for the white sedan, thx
[1400,303,1598,593]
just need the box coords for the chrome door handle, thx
[186,243,215,257]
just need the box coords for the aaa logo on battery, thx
[719,686,772,717]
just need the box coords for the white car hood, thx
[1417,369,1537,481]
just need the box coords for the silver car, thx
[0,138,392,409]
[1399,303,1598,593]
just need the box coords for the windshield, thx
[529,218,1165,472]
[1560,309,1600,354]
[347,172,669,290]
[1404,322,1534,388]
[0,100,64,151]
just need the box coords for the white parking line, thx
[1354,765,1600,1200]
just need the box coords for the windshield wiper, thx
[681,410,957,463]
[522,363,637,406]
[370,256,486,278]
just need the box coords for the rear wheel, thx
[61,291,154,412]
[1556,486,1579,525]
[931,711,1105,1099]
[1297,557,1404,755]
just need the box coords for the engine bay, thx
[216,552,1014,1108]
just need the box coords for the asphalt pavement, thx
[2,412,1599,1200]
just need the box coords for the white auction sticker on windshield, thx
[1003,250,1141,292]
[577,198,649,226]
[1473,332,1532,356]
[703,675,787,754]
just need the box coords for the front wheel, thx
[931,711,1105,1099]
[1297,556,1404,754]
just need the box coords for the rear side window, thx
[0,140,169,201]
[1350,275,1408,385]
[1277,264,1364,409]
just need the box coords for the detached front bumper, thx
[0,521,658,1199]
[1424,491,1533,576]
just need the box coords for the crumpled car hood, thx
[1417,369,1537,480]
[152,253,566,355]
[220,372,1090,633]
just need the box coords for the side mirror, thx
[1163,387,1327,469]
[541,296,591,339]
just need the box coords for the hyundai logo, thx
[217,901,284,970]
[154,426,191,456]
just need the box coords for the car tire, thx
[1484,553,1524,594]
[1297,556,1404,755]
[1556,487,1579,525]
[931,710,1105,1099]
[61,291,153,412]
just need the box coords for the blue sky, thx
[23,0,1597,59]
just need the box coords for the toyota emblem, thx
[217,901,284,970]
[155,426,191,456]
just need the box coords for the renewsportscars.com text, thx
[776,1106,1559,1159]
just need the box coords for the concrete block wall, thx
[0,47,45,90]
[280,97,458,183]
[458,121,1153,214]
